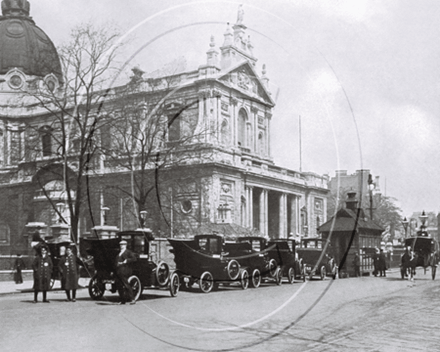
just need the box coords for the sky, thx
[30,0,440,217]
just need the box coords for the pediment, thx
[218,62,274,106]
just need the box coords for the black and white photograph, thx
[1,1,440,351]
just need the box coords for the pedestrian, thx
[59,245,81,302]
[373,248,380,277]
[14,253,25,284]
[115,239,137,305]
[378,249,387,277]
[32,245,53,303]
[353,251,360,277]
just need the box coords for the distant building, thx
[328,169,381,198]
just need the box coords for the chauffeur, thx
[115,240,137,304]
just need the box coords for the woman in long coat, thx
[32,245,53,303]
[59,246,80,302]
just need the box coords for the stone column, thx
[248,186,253,229]
[264,190,269,236]
[259,189,265,234]
[289,195,298,236]
[230,97,238,147]
[279,193,287,238]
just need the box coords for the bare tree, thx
[100,64,214,236]
[22,23,123,243]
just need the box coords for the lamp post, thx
[419,210,428,236]
[367,174,375,220]
[101,207,109,226]
[140,210,148,228]
[402,217,408,240]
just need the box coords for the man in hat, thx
[115,240,137,304]
[32,245,53,303]
[59,245,82,302]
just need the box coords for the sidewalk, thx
[0,278,91,296]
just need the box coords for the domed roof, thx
[0,0,62,82]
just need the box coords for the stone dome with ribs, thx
[0,0,62,82]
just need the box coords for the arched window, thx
[237,109,246,147]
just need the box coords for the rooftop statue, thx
[236,4,244,25]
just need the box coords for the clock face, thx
[9,75,23,89]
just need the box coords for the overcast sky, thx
[31,0,440,217]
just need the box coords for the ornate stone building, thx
[0,2,329,255]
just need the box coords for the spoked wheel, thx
[240,270,249,290]
[199,271,214,293]
[88,274,105,300]
[288,267,295,284]
[268,259,277,278]
[432,266,437,280]
[250,269,261,288]
[227,260,240,280]
[128,275,142,301]
[320,266,326,280]
[169,272,180,297]
[155,261,170,287]
[275,267,282,285]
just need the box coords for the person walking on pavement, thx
[14,253,25,284]
[378,249,387,277]
[373,248,380,277]
[32,245,53,303]
[59,245,81,302]
[115,240,137,305]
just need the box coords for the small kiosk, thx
[318,192,384,277]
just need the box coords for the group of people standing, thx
[32,244,80,303]
[352,248,388,277]
[27,239,137,304]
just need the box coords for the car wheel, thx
[240,270,249,290]
[288,267,295,284]
[88,274,105,300]
[199,271,214,293]
[268,259,277,278]
[251,269,261,288]
[275,267,283,285]
[169,272,180,297]
[128,275,142,301]
[155,261,170,287]
[227,259,240,281]
[320,266,326,280]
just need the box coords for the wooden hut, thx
[318,192,384,277]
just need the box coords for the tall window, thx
[10,130,22,163]
[237,109,246,147]
[168,113,181,141]
[258,131,264,155]
[42,133,52,156]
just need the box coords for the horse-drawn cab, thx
[85,230,179,301]
[267,238,305,283]
[401,233,439,280]
[168,234,248,293]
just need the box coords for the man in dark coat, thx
[59,246,81,302]
[32,245,53,303]
[378,249,387,277]
[14,253,25,284]
[115,240,137,304]
[353,251,361,277]
[373,248,380,277]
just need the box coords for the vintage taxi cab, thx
[296,238,336,280]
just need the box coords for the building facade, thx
[0,2,329,255]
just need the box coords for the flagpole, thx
[299,115,302,172]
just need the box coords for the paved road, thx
[1,268,439,352]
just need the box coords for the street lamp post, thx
[367,174,375,220]
[140,210,148,228]
[419,210,428,236]
[402,217,409,239]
